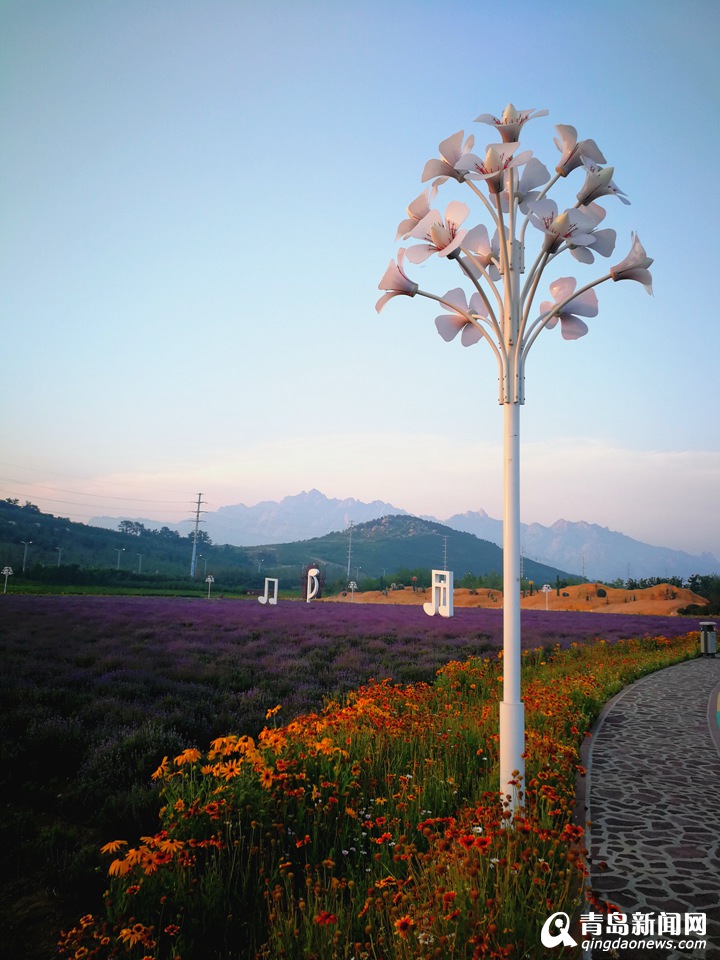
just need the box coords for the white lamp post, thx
[377,104,652,813]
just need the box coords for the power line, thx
[0,474,189,505]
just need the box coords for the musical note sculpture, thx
[422,569,454,618]
[306,567,320,603]
[258,577,279,605]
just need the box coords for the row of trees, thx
[117,520,212,546]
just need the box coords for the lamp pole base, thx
[499,699,525,813]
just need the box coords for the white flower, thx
[554,124,606,177]
[610,233,653,294]
[475,103,549,143]
[406,201,469,263]
[421,130,475,193]
[528,199,597,253]
[459,222,501,280]
[567,203,616,264]
[395,189,431,240]
[576,158,630,206]
[376,249,418,313]
[539,276,599,340]
[460,142,533,194]
[501,157,551,214]
[434,287,487,347]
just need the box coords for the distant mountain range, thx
[92,488,719,582]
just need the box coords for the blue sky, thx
[1,0,719,558]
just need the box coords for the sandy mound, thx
[326,583,708,616]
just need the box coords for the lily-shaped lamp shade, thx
[610,233,654,294]
[406,200,470,263]
[434,287,488,346]
[474,104,549,143]
[539,276,599,340]
[576,159,630,206]
[554,124,606,177]
[421,130,475,193]
[461,142,533,194]
[376,248,419,313]
[396,189,431,241]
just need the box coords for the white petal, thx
[461,323,483,346]
[441,287,469,312]
[560,316,589,340]
[435,314,464,342]
[463,223,491,254]
[409,209,441,239]
[404,244,435,264]
[569,246,595,264]
[591,229,617,258]
[568,232,596,247]
[519,157,551,191]
[553,124,578,154]
[578,139,606,165]
[421,158,450,182]
[539,300,558,329]
[444,200,470,227]
[396,217,416,241]
[376,291,396,313]
[568,288,599,318]
[548,276,577,303]
[468,291,489,317]
[438,130,464,163]
[508,149,533,168]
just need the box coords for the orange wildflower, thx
[100,839,127,855]
[108,858,131,877]
[395,915,415,938]
[151,756,169,780]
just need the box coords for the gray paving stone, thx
[584,657,720,959]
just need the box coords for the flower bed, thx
[54,624,699,959]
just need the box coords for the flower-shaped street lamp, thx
[378,104,652,814]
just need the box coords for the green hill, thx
[240,515,575,585]
[0,500,576,593]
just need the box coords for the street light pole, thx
[377,103,652,813]
[21,540,32,573]
[500,396,524,802]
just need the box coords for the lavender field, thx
[0,594,706,958]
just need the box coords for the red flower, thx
[313,910,337,926]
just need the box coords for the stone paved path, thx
[585,656,720,959]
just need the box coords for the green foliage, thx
[682,573,720,614]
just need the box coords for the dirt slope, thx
[327,583,709,616]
